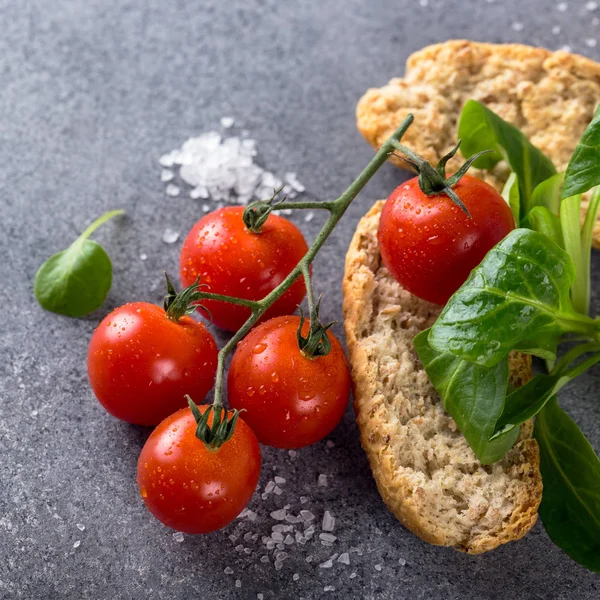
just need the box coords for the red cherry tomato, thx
[137,406,261,534]
[179,206,308,331]
[377,175,515,305]
[88,302,218,426]
[227,316,351,449]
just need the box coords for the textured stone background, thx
[1,1,600,598]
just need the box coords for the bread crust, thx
[357,40,600,247]
[343,201,542,554]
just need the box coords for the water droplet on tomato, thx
[247,387,255,397]
[258,386,266,395]
[253,343,267,354]
[140,488,148,498]
[271,372,279,383]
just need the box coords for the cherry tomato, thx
[378,175,515,305]
[179,207,308,331]
[137,406,261,534]
[88,302,218,426]
[227,316,351,448]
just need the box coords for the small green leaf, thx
[458,100,556,215]
[414,330,517,464]
[501,172,520,225]
[529,172,564,216]
[429,229,588,367]
[534,398,600,573]
[522,206,564,250]
[34,209,124,318]
[562,105,600,199]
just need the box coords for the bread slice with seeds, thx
[356,40,600,247]
[342,201,542,554]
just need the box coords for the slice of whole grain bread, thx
[357,40,600,247]
[342,201,542,554]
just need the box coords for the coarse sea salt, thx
[322,511,335,532]
[159,130,305,207]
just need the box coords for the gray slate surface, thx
[1,0,600,598]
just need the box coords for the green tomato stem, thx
[79,209,125,242]
[204,114,415,410]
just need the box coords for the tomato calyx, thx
[186,396,243,450]
[243,185,287,233]
[297,300,336,358]
[391,140,493,218]
[163,272,209,322]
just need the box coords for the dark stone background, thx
[1,1,599,598]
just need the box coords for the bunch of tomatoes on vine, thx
[86,116,514,534]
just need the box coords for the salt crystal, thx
[293,573,300,581]
[235,544,244,551]
[273,486,283,495]
[306,555,313,563]
[398,558,407,566]
[165,184,180,197]
[304,525,315,537]
[276,551,289,560]
[374,527,383,535]
[272,524,285,533]
[224,567,234,574]
[73,540,81,549]
[349,572,357,579]
[283,535,294,545]
[257,595,264,600]
[326,440,335,448]
[419,0,428,6]
[318,474,328,487]
[162,228,180,244]
[270,509,287,521]
[586,38,598,47]
[324,586,336,592]
[202,204,210,212]
[284,172,306,193]
[374,564,383,572]
[276,542,285,550]
[229,534,238,542]
[265,481,276,494]
[139,253,148,261]
[300,510,315,522]
[561,45,573,52]
[320,531,337,543]
[190,186,209,200]
[511,22,524,32]
[243,532,253,541]
[557,1,567,11]
[322,511,335,532]
[173,532,184,543]
[319,556,336,568]
[261,493,269,500]
[220,116,235,128]
[552,25,561,34]
[237,508,249,519]
[235,579,241,588]
[266,540,275,550]
[274,476,286,485]
[159,153,175,167]
[260,555,269,563]
[246,510,257,522]
[304,212,314,223]
[300,496,309,504]
[587,1,598,9]
[244,548,251,555]
[321,541,334,547]
[161,169,174,182]
[76,524,85,531]
[274,560,284,571]
[338,552,350,565]
[271,532,284,542]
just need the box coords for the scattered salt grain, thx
[274,560,284,571]
[320,533,337,543]
[326,440,335,449]
[190,186,209,200]
[586,38,598,47]
[557,1,568,11]
[288,450,298,458]
[273,486,283,495]
[324,586,336,592]
[235,579,242,588]
[275,551,289,561]
[511,22,524,32]
[243,532,253,542]
[260,555,269,563]
[274,476,286,485]
[229,534,238,542]
[276,543,285,551]
[265,481,276,494]
[270,509,287,521]
[246,510,257,522]
[304,211,314,223]
[224,567,234,574]
[73,540,81,549]
[162,228,180,244]
[374,527,383,535]
[173,532,184,543]
[349,572,357,579]
[271,532,284,542]
[237,508,249,519]
[284,535,294,545]
[561,44,573,52]
[284,172,306,193]
[587,1,598,10]
[257,595,264,600]
[161,169,174,182]
[202,203,210,212]
[398,558,407,566]
[322,511,335,532]
[139,253,148,261]
[300,510,315,522]
[338,553,350,565]
[306,555,313,563]
[235,544,244,551]
[293,573,300,581]
[300,496,309,504]
[76,524,85,531]
[220,116,235,128]
[165,184,180,197]
[419,0,428,6]
[304,525,315,537]
[261,493,269,500]
[319,555,337,568]
[318,474,328,487]
[243,548,252,555]
[552,25,561,34]
[374,564,383,572]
